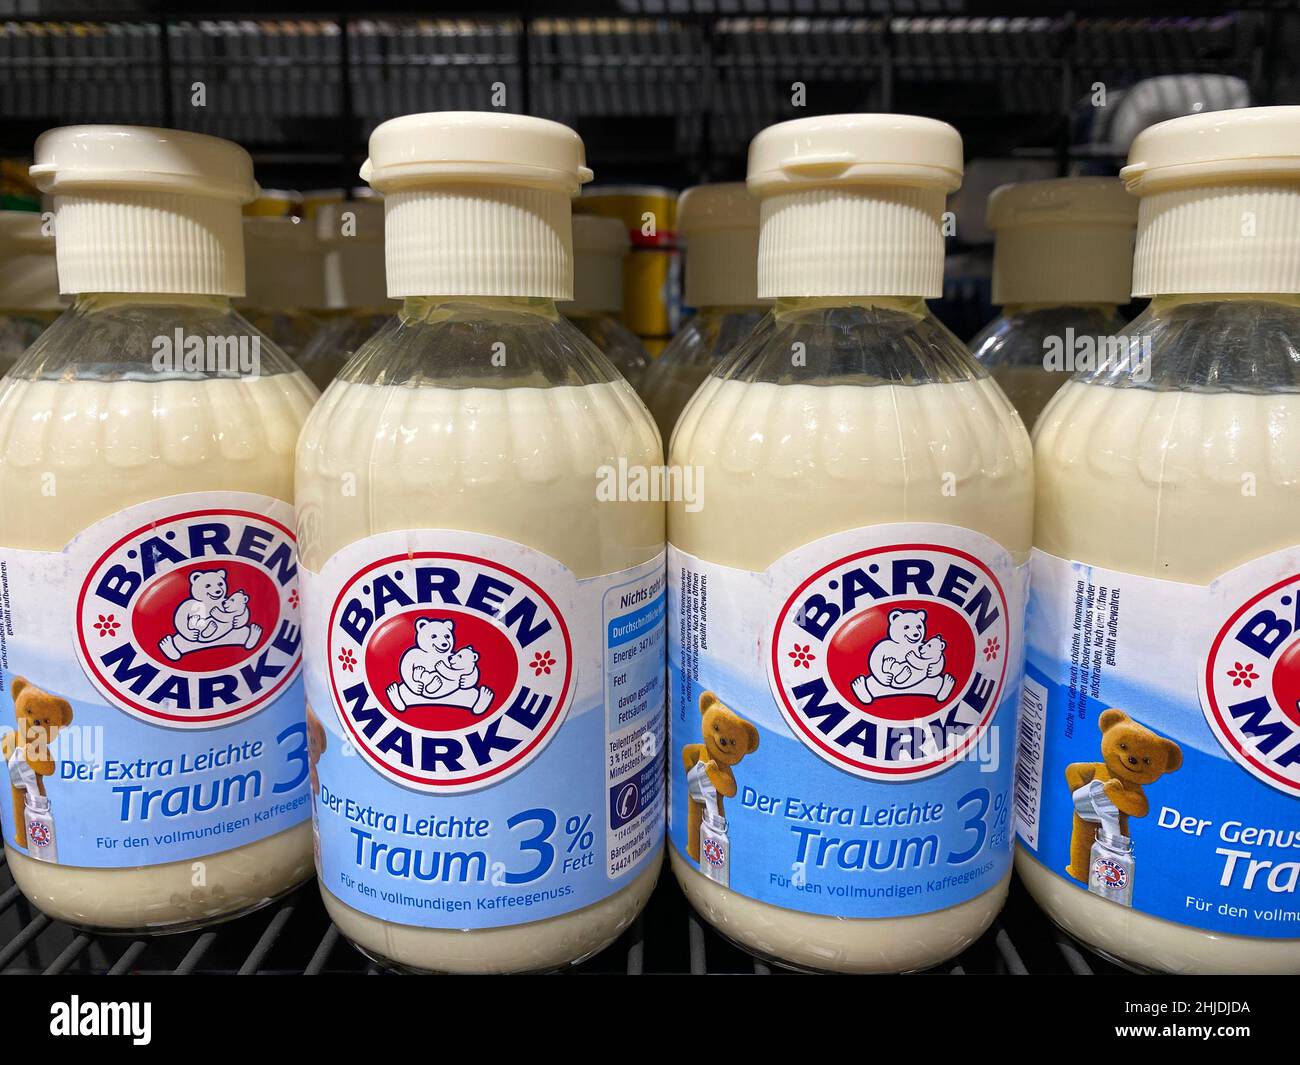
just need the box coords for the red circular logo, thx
[327,552,573,792]
[1202,574,1300,796]
[75,508,301,728]
[769,543,1010,780]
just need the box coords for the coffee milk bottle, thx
[640,182,766,445]
[0,209,62,375]
[1017,106,1300,974]
[296,112,665,973]
[668,115,1033,972]
[0,126,317,932]
[563,214,651,392]
[297,198,392,391]
[969,177,1136,429]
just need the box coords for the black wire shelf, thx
[0,848,1123,975]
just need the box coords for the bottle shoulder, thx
[1080,298,1300,394]
[7,300,302,381]
[669,309,1032,488]
[970,305,1128,371]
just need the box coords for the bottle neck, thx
[1001,301,1120,317]
[73,292,234,314]
[1147,292,1300,314]
[772,294,927,320]
[400,294,561,324]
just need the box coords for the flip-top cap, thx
[1122,106,1300,193]
[747,114,963,298]
[31,125,255,202]
[748,113,962,195]
[29,125,254,295]
[362,111,592,298]
[1121,106,1300,295]
[361,111,593,195]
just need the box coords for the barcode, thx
[1014,675,1048,850]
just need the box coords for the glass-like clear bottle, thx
[296,310,390,391]
[296,113,665,974]
[1019,105,1300,975]
[565,310,650,391]
[0,126,318,934]
[641,304,765,444]
[969,302,1126,430]
[0,292,317,932]
[0,210,62,376]
[667,116,1033,974]
[971,177,1137,431]
[1020,293,1300,973]
[670,296,1032,972]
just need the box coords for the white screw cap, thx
[746,114,963,299]
[1121,106,1300,296]
[29,125,255,296]
[360,111,594,299]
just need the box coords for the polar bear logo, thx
[386,617,494,716]
[850,609,956,705]
[159,569,262,661]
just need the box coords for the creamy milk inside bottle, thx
[0,126,317,933]
[297,198,392,391]
[0,209,62,375]
[640,182,765,445]
[668,115,1033,973]
[1017,106,1300,974]
[563,214,651,391]
[296,112,665,974]
[968,177,1136,430]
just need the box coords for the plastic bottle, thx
[0,125,317,933]
[238,215,326,358]
[297,198,392,391]
[968,177,1136,429]
[0,209,62,375]
[667,114,1033,972]
[563,214,651,390]
[640,183,765,444]
[296,112,665,974]
[1017,106,1300,974]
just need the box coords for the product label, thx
[0,492,311,867]
[1017,546,1300,938]
[300,530,665,929]
[668,525,1025,919]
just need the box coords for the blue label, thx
[1016,547,1300,938]
[0,493,311,867]
[668,526,1026,917]
[301,531,664,929]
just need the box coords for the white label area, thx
[300,529,665,929]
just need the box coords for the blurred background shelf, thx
[1,2,1292,189]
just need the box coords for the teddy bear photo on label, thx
[386,617,494,715]
[1064,708,1183,883]
[681,690,759,862]
[1,677,72,850]
[158,568,262,661]
[850,608,956,704]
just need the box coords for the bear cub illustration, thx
[159,569,261,660]
[387,617,494,716]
